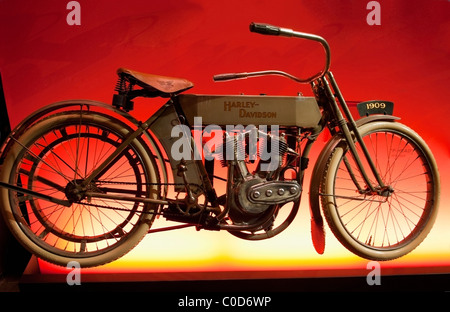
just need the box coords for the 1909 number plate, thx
[357,100,394,117]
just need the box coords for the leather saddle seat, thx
[117,67,194,95]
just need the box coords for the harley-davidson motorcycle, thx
[0,23,440,267]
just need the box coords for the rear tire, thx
[0,111,160,267]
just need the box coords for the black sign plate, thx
[357,100,394,117]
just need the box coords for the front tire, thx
[321,121,440,261]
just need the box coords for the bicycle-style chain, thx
[78,180,203,215]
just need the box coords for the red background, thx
[1,0,449,275]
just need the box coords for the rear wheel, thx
[0,111,160,267]
[321,121,439,260]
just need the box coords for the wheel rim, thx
[9,117,154,258]
[330,128,435,251]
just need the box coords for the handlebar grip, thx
[213,72,248,81]
[249,22,281,36]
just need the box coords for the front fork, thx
[317,72,386,194]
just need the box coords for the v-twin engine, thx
[216,128,302,223]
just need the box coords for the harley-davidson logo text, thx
[224,101,277,118]
[224,101,258,111]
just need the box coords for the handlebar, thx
[214,22,331,83]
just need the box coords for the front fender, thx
[308,114,400,254]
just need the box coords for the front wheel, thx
[321,121,440,261]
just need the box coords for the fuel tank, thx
[177,94,321,128]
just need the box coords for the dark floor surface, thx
[0,275,20,292]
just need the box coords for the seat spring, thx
[114,76,132,94]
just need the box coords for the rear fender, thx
[0,99,169,194]
[2,100,136,147]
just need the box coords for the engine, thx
[215,129,302,224]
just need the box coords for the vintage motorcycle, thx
[0,23,440,267]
